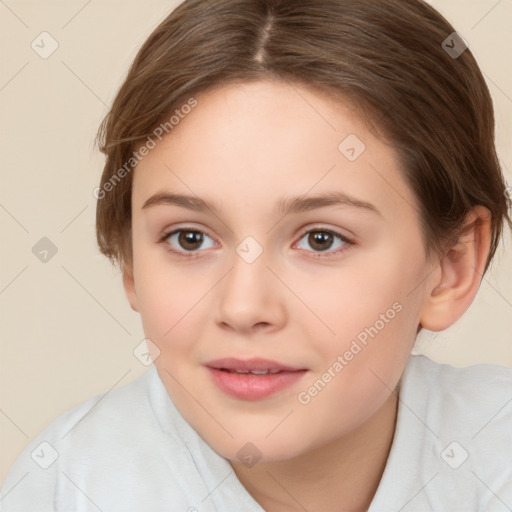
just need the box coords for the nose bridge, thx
[225,244,271,304]
[215,241,285,331]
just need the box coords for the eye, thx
[160,226,353,259]
[161,228,217,255]
[295,227,351,257]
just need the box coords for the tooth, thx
[224,369,283,375]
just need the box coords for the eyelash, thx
[159,225,354,260]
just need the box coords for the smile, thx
[205,358,308,400]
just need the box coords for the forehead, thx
[133,80,418,224]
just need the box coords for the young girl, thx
[2,0,511,510]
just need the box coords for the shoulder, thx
[403,355,511,507]
[0,367,171,510]
[0,366,244,511]
[407,352,512,385]
[405,353,512,402]
[402,354,512,432]
[370,355,512,511]
[37,365,160,446]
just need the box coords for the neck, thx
[230,389,399,512]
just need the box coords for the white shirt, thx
[1,354,511,511]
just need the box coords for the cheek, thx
[294,248,424,411]
[136,275,208,346]
[131,244,209,344]
[300,256,416,356]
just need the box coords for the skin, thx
[123,79,491,511]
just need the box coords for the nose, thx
[214,250,287,335]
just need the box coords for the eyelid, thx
[296,223,353,242]
[159,226,218,261]
[293,224,354,258]
[159,223,355,258]
[158,223,217,243]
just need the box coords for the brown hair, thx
[96,0,511,274]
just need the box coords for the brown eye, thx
[296,228,350,256]
[164,229,216,253]
[178,231,204,250]
[308,231,334,251]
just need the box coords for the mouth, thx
[205,358,308,400]
[217,368,283,375]
[206,357,305,372]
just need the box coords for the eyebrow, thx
[142,191,381,217]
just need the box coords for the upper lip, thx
[205,358,305,372]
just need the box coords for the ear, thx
[419,206,492,332]
[122,265,139,312]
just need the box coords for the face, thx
[126,79,434,462]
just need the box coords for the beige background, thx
[0,0,511,483]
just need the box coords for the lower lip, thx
[206,367,307,400]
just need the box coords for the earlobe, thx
[122,266,139,312]
[419,206,491,332]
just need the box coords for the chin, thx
[209,434,309,466]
